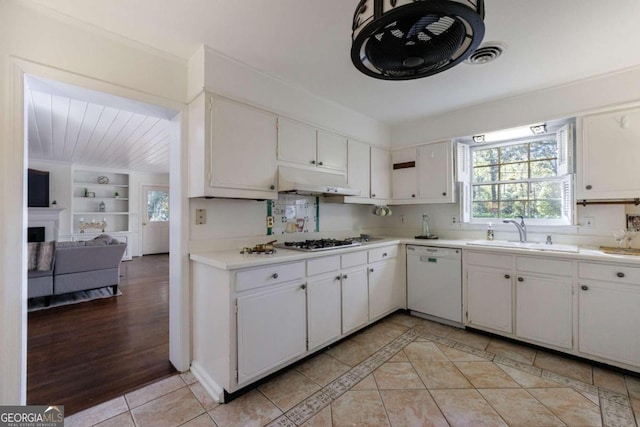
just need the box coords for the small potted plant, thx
[84,188,88,197]
[114,191,120,198]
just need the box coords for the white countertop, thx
[190,237,640,270]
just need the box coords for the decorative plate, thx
[97,176,110,184]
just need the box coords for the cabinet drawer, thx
[341,251,367,269]
[236,262,305,292]
[307,256,340,276]
[516,256,572,277]
[578,262,640,285]
[466,251,512,269]
[368,246,398,263]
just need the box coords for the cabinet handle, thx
[617,272,625,278]
[272,273,279,279]
[442,192,447,196]
[343,274,348,279]
[318,161,324,166]
[411,194,416,198]
[371,193,376,198]
[369,268,374,273]
[382,253,388,257]
[335,276,342,281]
[269,185,275,190]
[504,274,510,279]
[310,160,316,165]
[301,284,307,290]
[581,285,589,291]
[586,185,592,190]
[517,277,524,282]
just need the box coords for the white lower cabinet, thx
[466,266,513,333]
[578,262,640,368]
[237,281,307,385]
[341,267,369,334]
[307,274,342,351]
[516,274,572,349]
[368,258,402,321]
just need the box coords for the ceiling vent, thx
[465,42,506,65]
[351,0,485,80]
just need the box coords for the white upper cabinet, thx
[277,118,347,173]
[188,93,278,199]
[371,146,391,201]
[346,140,371,200]
[391,147,418,200]
[578,107,640,199]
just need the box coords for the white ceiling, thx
[26,0,640,125]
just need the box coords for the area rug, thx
[28,287,122,312]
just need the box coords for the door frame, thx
[1,57,191,404]
[140,184,170,255]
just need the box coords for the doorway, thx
[142,185,170,255]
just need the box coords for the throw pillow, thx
[36,241,55,271]
[94,234,118,245]
[28,242,39,271]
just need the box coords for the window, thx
[146,189,169,222]
[459,121,574,225]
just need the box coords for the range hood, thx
[278,166,361,196]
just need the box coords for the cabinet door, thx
[347,140,370,199]
[341,267,369,334]
[417,141,454,202]
[371,147,391,200]
[579,108,640,199]
[467,266,512,333]
[277,117,317,167]
[308,275,342,350]
[392,147,417,200]
[516,274,572,349]
[579,280,640,367]
[317,130,347,172]
[210,98,277,191]
[368,259,401,321]
[237,282,307,384]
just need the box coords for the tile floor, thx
[66,313,640,426]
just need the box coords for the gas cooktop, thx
[276,239,361,252]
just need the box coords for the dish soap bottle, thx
[487,222,494,241]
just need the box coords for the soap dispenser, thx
[487,222,494,240]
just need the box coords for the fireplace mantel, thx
[28,207,65,241]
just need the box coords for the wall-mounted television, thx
[28,168,50,207]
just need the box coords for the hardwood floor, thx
[27,254,175,415]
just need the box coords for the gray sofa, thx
[28,235,126,304]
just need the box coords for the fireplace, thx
[27,227,45,242]
[28,207,64,242]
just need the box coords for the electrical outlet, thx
[583,216,594,228]
[195,208,206,225]
[451,216,457,224]
[266,216,275,228]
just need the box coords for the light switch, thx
[196,209,206,225]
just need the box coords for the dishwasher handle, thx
[419,256,439,263]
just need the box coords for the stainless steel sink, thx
[467,240,579,253]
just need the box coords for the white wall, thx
[0,0,188,404]
[27,160,73,239]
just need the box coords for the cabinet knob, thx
[581,285,589,291]
[301,284,307,290]
[269,185,275,190]
[272,273,279,279]
[343,274,348,279]
[310,160,316,165]
[369,268,374,273]
[382,253,388,257]
[318,161,324,166]
[517,277,524,282]
[442,192,447,196]
[586,185,592,190]
[335,276,342,281]
[617,272,625,278]
[371,193,376,198]
[504,274,511,279]
[411,194,416,198]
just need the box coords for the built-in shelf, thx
[73,197,129,200]
[72,169,130,234]
[74,211,129,215]
[73,182,129,188]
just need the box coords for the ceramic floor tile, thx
[411,360,472,389]
[534,351,593,384]
[130,387,205,427]
[300,405,332,427]
[209,390,282,427]
[331,390,390,426]
[403,341,449,361]
[447,328,491,350]
[380,389,449,427]
[430,388,508,427]
[125,375,186,409]
[388,350,409,362]
[180,413,218,427]
[600,398,636,427]
[486,338,537,365]
[593,366,628,395]
[64,397,129,427]
[368,321,410,338]
[352,374,378,390]
[454,361,521,388]
[181,371,199,385]
[93,411,135,427]
[296,353,350,386]
[258,370,321,412]
[626,375,640,400]
[325,338,373,366]
[373,362,425,390]
[479,388,565,426]
[413,319,455,337]
[631,398,640,423]
[496,363,565,388]
[189,382,220,412]
[384,312,424,328]
[528,387,603,426]
[436,343,486,362]
[350,329,394,352]
[579,390,602,406]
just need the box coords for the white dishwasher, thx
[407,245,462,325]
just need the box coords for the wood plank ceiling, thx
[27,78,172,174]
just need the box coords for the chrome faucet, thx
[503,216,527,242]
